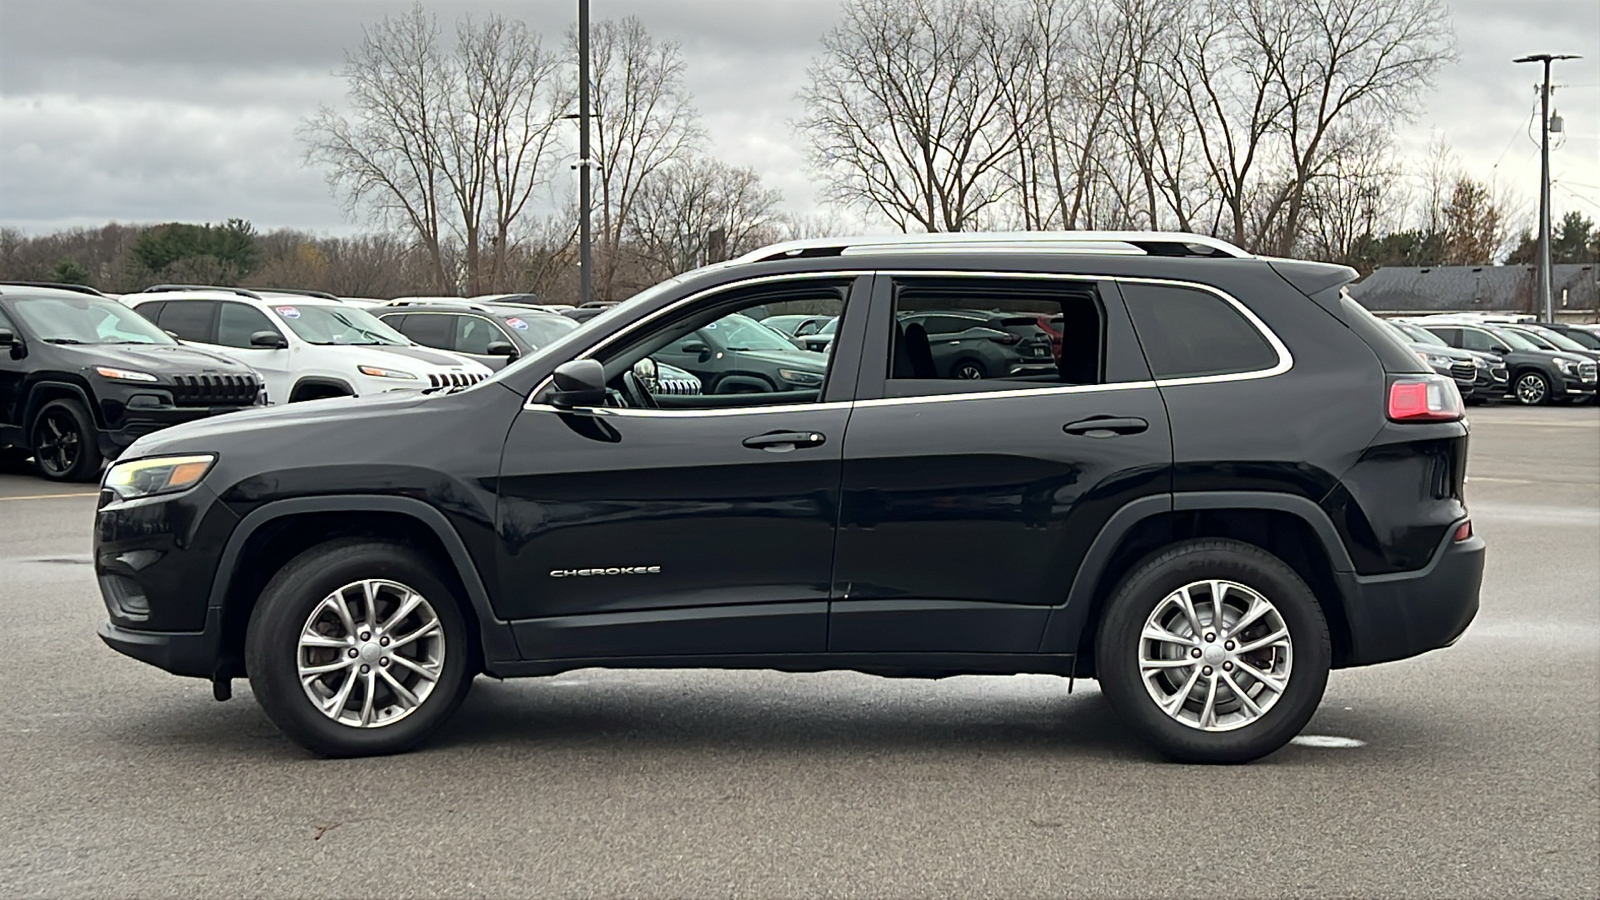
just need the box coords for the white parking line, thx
[0,492,98,502]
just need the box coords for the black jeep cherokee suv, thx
[94,233,1484,763]
[0,283,263,481]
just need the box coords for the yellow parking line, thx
[0,492,99,502]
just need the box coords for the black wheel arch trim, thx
[1038,491,1358,655]
[24,379,103,434]
[205,495,519,667]
[289,376,356,400]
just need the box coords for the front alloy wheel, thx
[31,399,103,482]
[1515,372,1550,405]
[297,579,446,728]
[246,539,474,757]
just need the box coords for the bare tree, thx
[300,3,565,294]
[582,16,703,300]
[629,157,785,280]
[798,0,1014,232]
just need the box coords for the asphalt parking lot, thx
[0,404,1595,899]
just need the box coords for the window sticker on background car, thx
[506,317,528,331]
[275,307,300,319]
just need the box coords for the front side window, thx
[273,303,408,346]
[455,315,507,355]
[593,280,851,409]
[1121,282,1279,380]
[12,297,178,345]
[884,277,1102,396]
[1490,328,1539,352]
[217,302,281,348]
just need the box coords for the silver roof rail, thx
[733,231,1252,264]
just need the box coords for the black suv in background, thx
[1419,321,1596,405]
[0,283,262,481]
[376,300,579,370]
[94,232,1483,764]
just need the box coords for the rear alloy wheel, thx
[953,360,986,380]
[30,398,102,482]
[1514,371,1550,405]
[246,539,475,757]
[1096,539,1330,764]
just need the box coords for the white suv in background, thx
[124,287,492,404]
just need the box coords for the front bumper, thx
[98,613,224,679]
[1338,525,1484,667]
[96,404,260,460]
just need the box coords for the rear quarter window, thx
[1121,283,1279,379]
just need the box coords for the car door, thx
[0,306,23,440]
[214,301,291,403]
[830,273,1172,655]
[494,274,865,661]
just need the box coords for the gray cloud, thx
[0,0,1594,234]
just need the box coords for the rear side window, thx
[156,301,216,342]
[216,302,279,348]
[1121,283,1278,379]
[396,313,454,350]
[884,276,1106,397]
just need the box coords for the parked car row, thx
[1387,314,1599,406]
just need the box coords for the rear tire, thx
[245,539,476,757]
[1095,539,1330,764]
[30,398,102,482]
[952,359,986,380]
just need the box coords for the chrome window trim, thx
[522,269,1293,413]
[524,270,869,408]
[523,401,856,418]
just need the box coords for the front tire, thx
[245,539,476,757]
[1514,371,1551,405]
[1095,539,1331,764]
[30,398,102,482]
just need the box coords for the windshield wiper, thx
[43,338,85,344]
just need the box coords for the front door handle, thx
[742,430,827,453]
[1063,416,1149,437]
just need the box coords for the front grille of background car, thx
[654,377,701,396]
[1581,363,1597,383]
[427,372,487,389]
[1449,361,1474,383]
[170,374,260,407]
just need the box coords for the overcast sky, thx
[1,0,1596,236]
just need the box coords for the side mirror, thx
[486,341,518,358]
[250,331,288,349]
[1492,345,1509,355]
[680,341,710,362]
[547,359,608,409]
[0,328,14,347]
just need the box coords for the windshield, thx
[1489,328,1540,351]
[1526,327,1590,353]
[271,303,408,345]
[9,296,175,345]
[703,313,798,351]
[1394,321,1448,347]
[1505,328,1557,350]
[504,314,577,348]
[817,317,839,335]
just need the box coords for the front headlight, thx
[1423,353,1452,368]
[1556,359,1578,375]
[357,365,417,380]
[95,366,158,382]
[103,454,216,501]
[777,368,824,385]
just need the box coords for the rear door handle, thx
[1063,416,1149,437]
[742,430,827,452]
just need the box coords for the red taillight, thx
[1453,520,1473,542]
[989,333,1021,345]
[1387,375,1463,422]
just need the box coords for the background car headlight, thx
[95,366,158,382]
[777,368,824,385]
[103,454,216,501]
[1423,353,1452,368]
[357,365,417,379]
[1556,359,1578,375]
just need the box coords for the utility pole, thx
[577,0,593,306]
[1514,53,1580,322]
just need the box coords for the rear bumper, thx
[1338,526,1484,668]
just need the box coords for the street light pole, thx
[578,0,593,306]
[1514,53,1580,322]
